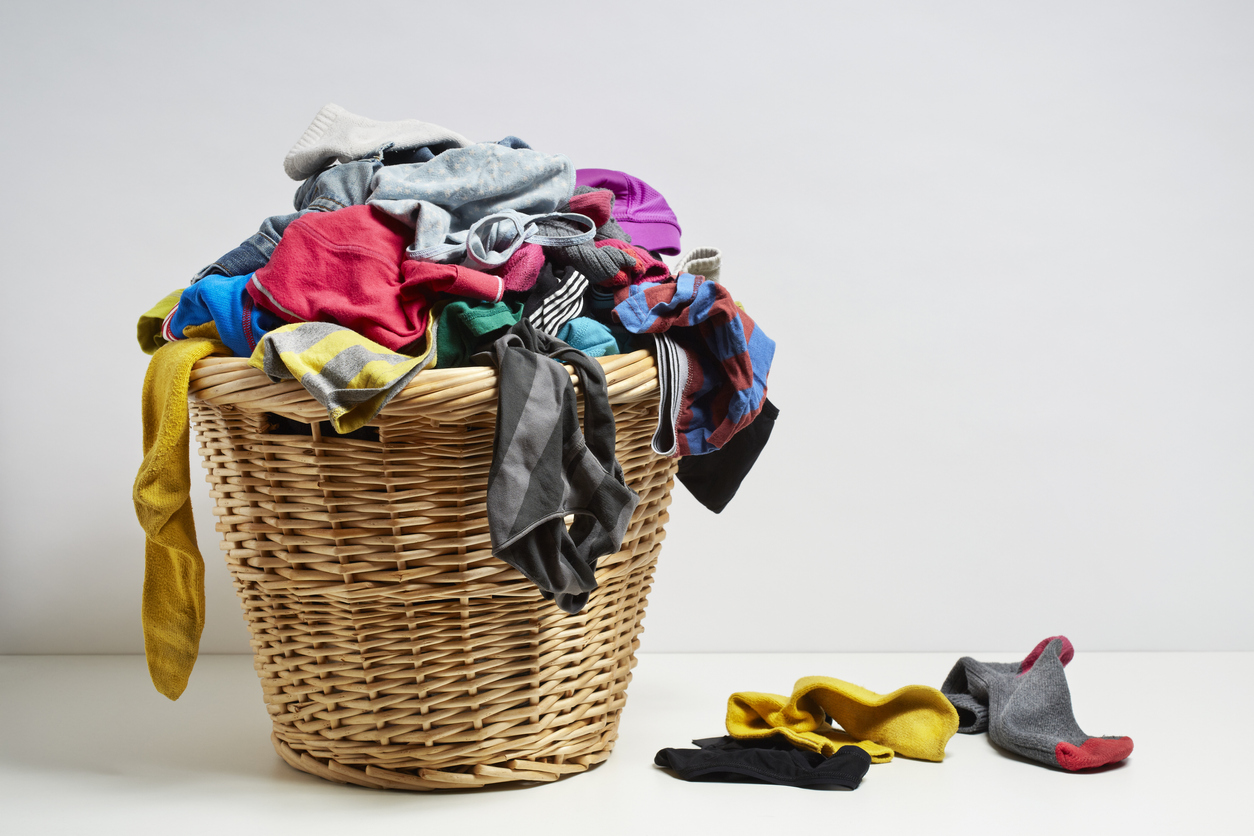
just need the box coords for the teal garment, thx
[436,300,524,368]
[555,317,618,358]
[436,304,625,369]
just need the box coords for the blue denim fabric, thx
[192,212,299,281]
[368,143,575,256]
[292,158,379,212]
[193,159,382,282]
[380,135,529,165]
[380,135,530,165]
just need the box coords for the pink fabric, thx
[567,189,614,228]
[1054,736,1134,771]
[1019,636,1075,675]
[493,243,544,292]
[248,205,504,352]
[400,260,504,302]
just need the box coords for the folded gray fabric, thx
[367,143,575,257]
[543,237,639,285]
[284,102,472,181]
[457,210,595,269]
[479,320,639,613]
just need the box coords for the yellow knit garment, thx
[248,315,437,434]
[133,327,224,699]
[136,288,183,355]
[727,676,960,763]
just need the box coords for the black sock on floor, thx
[654,735,870,789]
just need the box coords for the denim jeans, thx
[192,158,381,281]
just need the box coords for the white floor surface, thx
[1,652,1248,835]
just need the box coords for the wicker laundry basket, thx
[186,349,676,790]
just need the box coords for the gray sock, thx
[537,206,637,284]
[284,103,472,181]
[941,637,1134,771]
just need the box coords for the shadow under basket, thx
[187,349,677,790]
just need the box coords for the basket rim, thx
[187,348,660,418]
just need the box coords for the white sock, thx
[284,103,473,181]
[675,246,722,282]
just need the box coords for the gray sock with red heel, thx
[941,636,1133,771]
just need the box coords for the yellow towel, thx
[136,288,183,355]
[133,325,224,699]
[727,676,959,763]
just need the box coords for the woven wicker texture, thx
[186,349,676,790]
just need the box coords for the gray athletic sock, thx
[941,637,1134,771]
[942,659,1019,733]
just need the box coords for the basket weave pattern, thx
[186,349,676,790]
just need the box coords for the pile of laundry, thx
[133,104,779,696]
[139,101,776,479]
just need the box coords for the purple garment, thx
[575,168,682,255]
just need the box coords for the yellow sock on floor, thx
[727,676,960,763]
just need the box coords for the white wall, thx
[1,0,1250,655]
